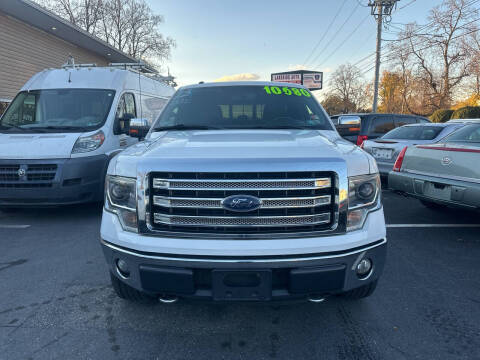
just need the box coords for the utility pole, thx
[369,0,399,112]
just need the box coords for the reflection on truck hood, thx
[112,130,372,177]
[0,133,79,159]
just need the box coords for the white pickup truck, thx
[100,81,386,303]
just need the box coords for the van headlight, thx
[105,175,137,232]
[347,173,381,231]
[72,130,105,153]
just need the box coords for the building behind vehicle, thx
[0,0,144,111]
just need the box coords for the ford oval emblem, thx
[221,195,262,212]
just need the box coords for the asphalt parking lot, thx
[1,190,479,360]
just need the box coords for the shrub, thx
[430,109,454,123]
[451,106,480,120]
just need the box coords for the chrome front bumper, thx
[101,238,387,301]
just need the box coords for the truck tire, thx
[110,273,156,303]
[420,199,446,210]
[342,280,378,300]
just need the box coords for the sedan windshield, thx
[152,85,333,131]
[382,125,444,140]
[442,123,480,144]
[0,89,115,133]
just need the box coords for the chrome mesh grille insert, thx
[149,171,337,235]
[153,195,331,209]
[153,178,331,190]
[154,213,331,227]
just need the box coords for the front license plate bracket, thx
[212,270,272,301]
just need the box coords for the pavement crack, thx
[336,303,378,360]
[30,331,69,356]
[0,259,28,272]
[105,292,120,354]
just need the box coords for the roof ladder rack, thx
[108,62,157,74]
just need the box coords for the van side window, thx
[372,116,394,135]
[114,93,137,135]
[124,93,137,117]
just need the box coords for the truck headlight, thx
[72,130,105,153]
[347,173,381,231]
[105,175,137,232]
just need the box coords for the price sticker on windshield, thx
[264,86,311,97]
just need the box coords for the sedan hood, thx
[0,133,79,159]
[112,130,373,177]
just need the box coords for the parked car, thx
[330,113,430,146]
[101,81,387,303]
[0,63,175,206]
[447,118,480,124]
[389,123,480,210]
[362,122,465,177]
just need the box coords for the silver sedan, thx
[389,123,480,210]
[362,123,464,176]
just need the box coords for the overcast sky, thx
[148,0,436,89]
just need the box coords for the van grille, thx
[149,172,337,235]
[0,164,57,187]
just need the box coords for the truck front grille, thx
[0,164,57,187]
[149,172,337,235]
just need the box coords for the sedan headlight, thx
[72,130,105,154]
[347,173,381,231]
[105,175,137,232]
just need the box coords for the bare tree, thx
[38,0,104,35]
[326,63,370,113]
[35,0,175,67]
[391,0,478,111]
[464,27,480,96]
[103,0,175,60]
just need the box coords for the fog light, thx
[116,259,130,278]
[356,258,372,278]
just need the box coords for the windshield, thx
[382,125,444,140]
[152,85,333,131]
[442,123,480,144]
[0,89,115,133]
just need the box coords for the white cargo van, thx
[0,63,175,206]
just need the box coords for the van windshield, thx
[152,85,333,131]
[0,89,115,133]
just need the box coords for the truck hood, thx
[0,133,79,159]
[112,130,373,177]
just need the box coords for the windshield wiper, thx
[152,124,222,131]
[246,126,319,130]
[0,123,27,131]
[30,126,89,131]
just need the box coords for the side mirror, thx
[128,118,150,139]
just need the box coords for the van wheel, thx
[420,199,446,210]
[110,273,156,303]
[342,280,378,300]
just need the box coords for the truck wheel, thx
[110,273,156,303]
[342,280,378,300]
[420,199,446,210]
